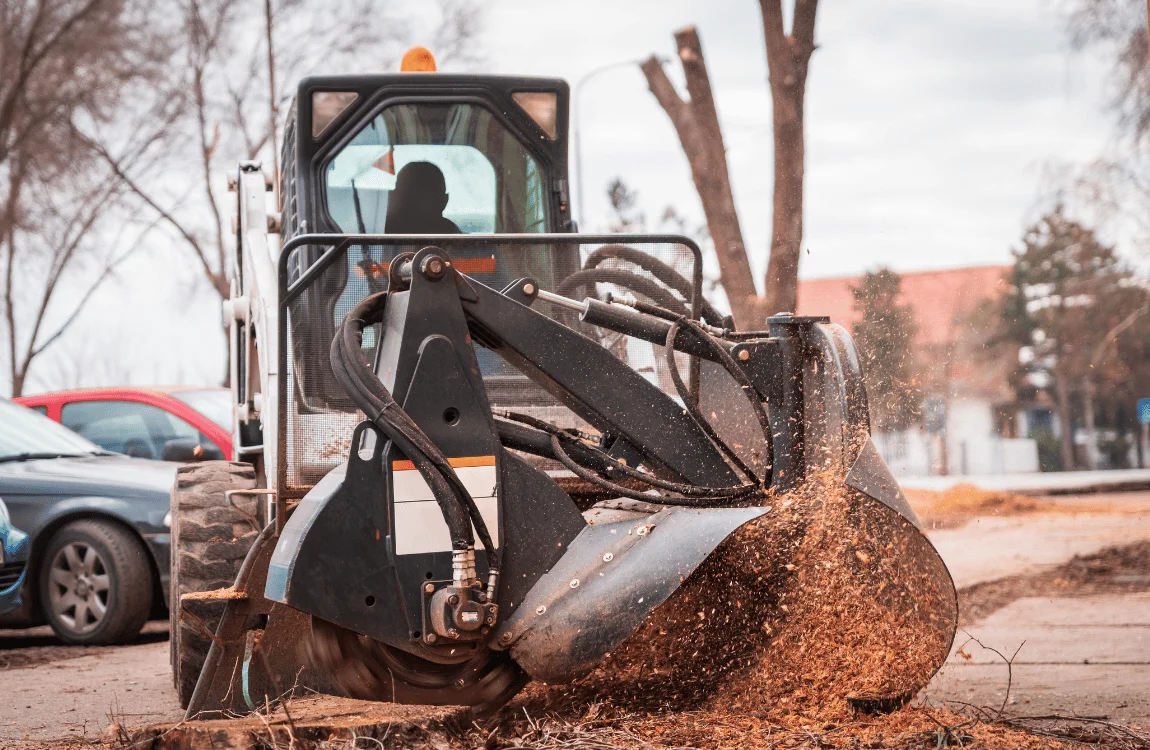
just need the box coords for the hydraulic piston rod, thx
[534,289,733,360]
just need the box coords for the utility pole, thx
[572,59,654,229]
[264,0,280,205]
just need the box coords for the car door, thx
[60,400,223,461]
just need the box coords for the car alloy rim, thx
[47,542,110,634]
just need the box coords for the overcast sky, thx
[486,0,1116,280]
[19,0,1124,394]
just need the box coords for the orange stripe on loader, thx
[391,455,496,472]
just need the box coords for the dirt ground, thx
[1,489,1148,749]
[0,621,180,747]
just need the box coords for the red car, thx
[15,387,233,462]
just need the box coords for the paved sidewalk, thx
[922,493,1150,725]
[926,594,1150,724]
[902,468,1150,495]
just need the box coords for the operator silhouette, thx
[384,161,462,234]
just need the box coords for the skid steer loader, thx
[170,54,958,719]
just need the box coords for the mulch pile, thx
[466,476,984,748]
[904,483,1043,529]
[960,539,1150,625]
[533,475,956,718]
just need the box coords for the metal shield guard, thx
[495,449,957,709]
[492,503,770,684]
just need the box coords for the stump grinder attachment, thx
[174,65,956,719]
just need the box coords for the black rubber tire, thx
[169,461,259,709]
[39,519,153,645]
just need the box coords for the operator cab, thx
[280,65,573,318]
[281,71,571,247]
[277,63,584,481]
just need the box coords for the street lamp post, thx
[572,58,656,229]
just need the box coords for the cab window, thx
[324,102,548,236]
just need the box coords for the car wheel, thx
[170,461,259,709]
[39,519,153,645]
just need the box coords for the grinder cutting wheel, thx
[170,52,957,719]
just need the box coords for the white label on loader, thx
[391,456,498,555]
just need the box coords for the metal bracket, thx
[225,489,281,534]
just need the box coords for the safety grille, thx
[280,235,702,493]
[0,561,25,589]
[279,108,301,242]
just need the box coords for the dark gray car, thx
[0,399,174,644]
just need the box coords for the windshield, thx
[325,102,548,235]
[0,399,102,458]
[172,389,232,431]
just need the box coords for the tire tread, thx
[169,461,258,709]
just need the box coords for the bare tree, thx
[642,5,819,326]
[95,0,486,310]
[1069,0,1150,145]
[641,27,758,326]
[1063,1,1150,254]
[0,0,173,396]
[760,0,819,316]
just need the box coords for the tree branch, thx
[21,185,121,367]
[84,135,221,293]
[190,60,227,291]
[29,230,154,359]
[758,0,788,75]
[640,56,692,133]
[674,27,720,131]
[0,0,104,161]
[792,0,819,49]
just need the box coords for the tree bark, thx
[641,27,759,327]
[760,0,818,315]
[1054,375,1077,471]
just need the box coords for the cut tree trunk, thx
[641,27,759,328]
[760,0,818,315]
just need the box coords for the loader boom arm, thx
[228,162,280,488]
[458,275,740,487]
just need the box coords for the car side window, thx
[28,405,47,416]
[60,401,221,461]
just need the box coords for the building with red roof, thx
[796,265,1038,476]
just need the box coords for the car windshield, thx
[172,389,232,431]
[0,399,102,459]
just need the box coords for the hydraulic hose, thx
[663,316,774,486]
[330,293,500,574]
[580,244,726,326]
[556,268,691,318]
[529,251,772,502]
[499,410,759,506]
